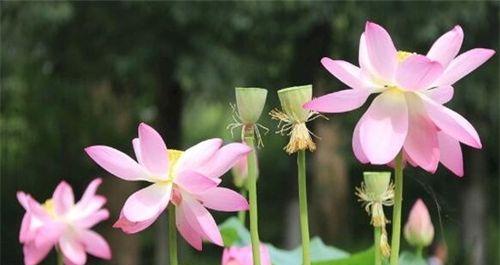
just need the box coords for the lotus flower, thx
[17,179,111,265]
[304,22,495,176]
[222,245,271,265]
[404,199,435,248]
[85,123,250,250]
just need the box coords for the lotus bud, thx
[222,245,272,265]
[270,85,325,154]
[232,155,249,188]
[235,87,268,125]
[404,199,435,248]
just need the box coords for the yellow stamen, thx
[166,149,184,182]
[396,51,414,62]
[42,199,57,218]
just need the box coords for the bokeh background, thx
[1,1,498,265]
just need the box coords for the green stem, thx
[374,227,382,265]
[168,206,178,265]
[244,128,261,265]
[415,246,423,258]
[238,188,247,225]
[298,150,311,265]
[390,152,404,265]
[57,249,63,265]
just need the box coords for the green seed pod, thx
[363,172,392,199]
[235,87,268,125]
[277,85,312,123]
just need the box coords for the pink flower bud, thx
[222,245,271,265]
[404,199,435,247]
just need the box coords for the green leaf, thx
[267,237,349,265]
[399,251,427,265]
[313,247,375,265]
[219,217,251,246]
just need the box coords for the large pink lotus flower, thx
[85,123,251,250]
[304,22,495,176]
[17,179,111,265]
[222,245,271,265]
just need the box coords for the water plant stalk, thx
[57,249,63,265]
[168,206,178,265]
[298,150,311,265]
[244,126,261,265]
[374,227,382,265]
[390,152,404,265]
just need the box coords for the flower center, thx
[166,149,184,182]
[396,51,414,62]
[42,199,58,219]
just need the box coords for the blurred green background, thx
[1,1,498,265]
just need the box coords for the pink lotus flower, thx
[404,199,434,248]
[222,245,271,265]
[304,22,495,176]
[17,179,111,265]
[85,123,251,250]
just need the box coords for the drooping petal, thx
[174,170,219,194]
[423,85,454,104]
[396,55,443,91]
[123,183,172,222]
[421,96,481,148]
[138,123,169,176]
[176,204,203,250]
[78,229,112,259]
[352,117,369,163]
[426,25,464,67]
[34,221,64,248]
[359,90,408,164]
[52,181,75,215]
[60,234,87,265]
[23,241,53,265]
[197,187,249,212]
[113,210,160,234]
[320,57,366,90]
[181,196,223,246]
[76,209,109,228]
[434,48,495,86]
[196,143,252,179]
[403,94,440,173]
[437,132,464,177]
[303,89,370,113]
[364,21,397,80]
[85,146,148,181]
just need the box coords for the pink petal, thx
[434,48,495,86]
[426,25,464,67]
[174,170,219,194]
[359,91,408,164]
[76,209,109,228]
[352,116,369,163]
[177,138,223,172]
[176,205,203,250]
[34,221,64,248]
[423,85,454,104]
[78,178,102,208]
[85,146,147,181]
[113,210,160,234]
[303,89,370,113]
[123,183,172,222]
[60,234,87,265]
[138,123,169,176]
[320,57,366,90]
[79,229,112,259]
[52,181,75,215]
[364,21,397,80]
[197,187,249,212]
[421,96,481,148]
[17,191,30,210]
[74,196,107,223]
[23,241,53,265]
[196,143,252,179]
[396,55,443,91]
[132,138,144,165]
[437,132,464,177]
[19,213,32,243]
[403,94,440,173]
[26,197,51,222]
[181,196,223,246]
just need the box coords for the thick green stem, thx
[57,249,63,265]
[374,227,382,265]
[390,152,404,265]
[168,206,178,265]
[298,150,311,265]
[238,188,247,225]
[415,246,423,258]
[244,128,261,265]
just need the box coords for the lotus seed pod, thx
[363,172,392,198]
[277,85,312,122]
[235,87,268,125]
